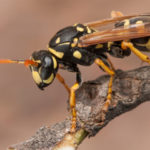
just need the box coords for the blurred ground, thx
[0,0,150,150]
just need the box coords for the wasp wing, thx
[80,17,150,47]
[85,14,138,29]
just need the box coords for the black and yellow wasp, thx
[1,11,150,133]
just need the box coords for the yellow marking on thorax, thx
[73,23,78,26]
[43,73,54,84]
[135,38,150,50]
[71,38,78,48]
[58,42,70,46]
[76,26,84,32]
[48,47,64,58]
[95,44,103,49]
[32,70,42,84]
[73,50,82,59]
[74,38,78,43]
[56,37,60,44]
[52,56,57,69]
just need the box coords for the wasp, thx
[1,11,150,133]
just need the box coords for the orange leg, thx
[95,58,115,115]
[56,73,70,94]
[69,83,80,133]
[121,41,150,64]
[56,70,81,133]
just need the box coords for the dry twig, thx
[8,66,150,150]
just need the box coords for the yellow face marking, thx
[71,38,78,48]
[56,37,60,44]
[43,73,54,84]
[76,26,84,32]
[38,67,42,74]
[32,70,42,84]
[73,50,82,59]
[31,58,41,64]
[48,47,64,58]
[86,26,92,34]
[52,56,57,69]
[95,44,103,49]
[34,60,41,64]
[124,19,130,29]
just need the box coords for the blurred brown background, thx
[0,0,150,150]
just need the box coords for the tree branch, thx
[8,66,150,150]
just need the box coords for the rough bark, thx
[8,66,150,150]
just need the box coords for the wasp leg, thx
[70,70,82,133]
[56,73,70,94]
[121,41,150,64]
[107,57,116,70]
[95,58,115,118]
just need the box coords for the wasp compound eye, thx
[30,50,58,90]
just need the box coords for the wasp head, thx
[30,50,58,90]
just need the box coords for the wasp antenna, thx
[0,59,38,67]
[0,59,19,64]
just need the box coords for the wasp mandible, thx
[1,11,150,133]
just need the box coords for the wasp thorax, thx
[30,50,58,90]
